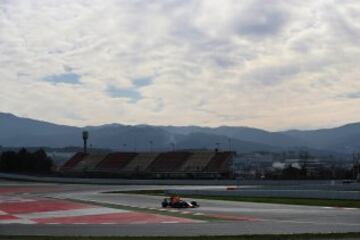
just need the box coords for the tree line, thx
[0,148,53,174]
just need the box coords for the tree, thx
[0,148,53,174]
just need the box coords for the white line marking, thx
[0,198,36,204]
[0,219,36,224]
[168,209,180,213]
[161,221,179,224]
[16,207,128,219]
[181,211,191,214]
[260,218,360,226]
[130,221,149,224]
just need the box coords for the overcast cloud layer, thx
[1,0,360,130]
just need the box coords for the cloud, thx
[1,0,360,130]
[63,65,73,72]
[231,2,289,38]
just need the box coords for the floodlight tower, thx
[171,142,175,151]
[357,153,360,182]
[215,142,220,152]
[149,140,153,152]
[82,131,89,153]
[353,152,360,181]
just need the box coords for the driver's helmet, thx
[170,195,180,203]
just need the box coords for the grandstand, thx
[146,151,191,173]
[71,154,107,173]
[60,150,235,179]
[179,151,213,172]
[60,152,86,171]
[205,151,234,172]
[120,152,159,174]
[95,152,138,172]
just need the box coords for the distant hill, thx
[281,122,360,153]
[0,112,359,155]
[0,113,172,150]
[162,126,306,147]
[0,113,81,147]
[175,132,282,153]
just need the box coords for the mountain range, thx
[1,112,359,155]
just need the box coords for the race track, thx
[0,179,359,236]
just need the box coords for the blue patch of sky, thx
[106,77,153,103]
[106,86,142,104]
[133,77,153,87]
[346,92,360,99]
[44,73,81,85]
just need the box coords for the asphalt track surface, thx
[0,180,360,236]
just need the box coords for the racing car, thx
[161,195,199,208]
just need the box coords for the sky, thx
[0,0,360,131]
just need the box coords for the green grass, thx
[1,232,360,240]
[109,190,360,208]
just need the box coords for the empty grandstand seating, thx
[146,151,191,172]
[120,152,158,173]
[60,150,235,178]
[204,151,233,173]
[178,151,214,172]
[95,152,138,172]
[60,152,87,172]
[72,154,107,172]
